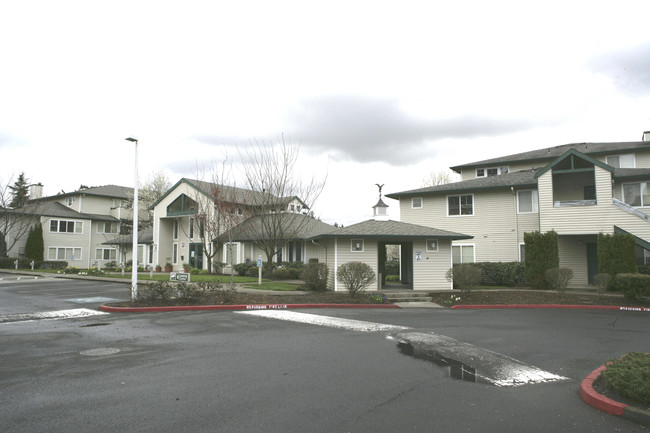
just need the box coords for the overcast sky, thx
[2,0,650,225]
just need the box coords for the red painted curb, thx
[99,303,401,313]
[450,304,650,311]
[579,364,627,415]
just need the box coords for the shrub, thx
[544,267,573,294]
[25,225,44,261]
[593,273,612,297]
[337,262,376,297]
[301,262,328,291]
[598,232,637,275]
[234,262,255,276]
[273,267,302,279]
[524,231,559,289]
[138,281,173,302]
[445,264,482,295]
[475,262,526,287]
[385,275,400,282]
[212,262,225,274]
[384,260,399,276]
[610,273,650,300]
[601,352,650,406]
[189,268,201,274]
[176,282,203,301]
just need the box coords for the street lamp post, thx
[125,137,139,300]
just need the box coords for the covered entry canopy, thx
[309,220,472,291]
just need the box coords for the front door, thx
[586,243,598,285]
[189,243,204,270]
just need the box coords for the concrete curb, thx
[580,364,650,427]
[451,304,650,312]
[100,303,401,313]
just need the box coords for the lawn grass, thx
[241,281,300,291]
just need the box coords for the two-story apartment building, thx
[387,132,650,288]
[7,184,153,269]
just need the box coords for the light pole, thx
[125,137,139,300]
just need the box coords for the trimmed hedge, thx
[474,262,526,286]
[301,262,328,291]
[610,273,650,300]
[524,230,559,289]
[0,258,67,270]
[598,232,637,275]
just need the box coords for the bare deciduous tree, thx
[235,135,326,265]
[0,175,41,258]
[421,169,459,187]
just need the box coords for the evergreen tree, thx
[25,225,44,261]
[9,172,30,208]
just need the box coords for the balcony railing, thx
[553,199,596,207]
[612,198,650,222]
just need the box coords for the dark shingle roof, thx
[32,185,133,202]
[312,219,472,240]
[14,202,119,221]
[224,214,334,242]
[387,170,538,198]
[450,141,650,172]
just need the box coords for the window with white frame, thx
[351,239,364,252]
[49,247,82,261]
[173,219,179,239]
[426,239,438,252]
[137,245,144,265]
[95,248,117,261]
[189,218,194,238]
[519,243,526,263]
[49,219,83,233]
[517,190,539,213]
[411,197,423,209]
[622,182,650,207]
[452,244,474,264]
[172,243,178,264]
[97,222,119,234]
[65,197,75,207]
[606,154,635,169]
[448,194,473,216]
[476,166,509,178]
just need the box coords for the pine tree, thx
[9,173,30,208]
[25,225,44,261]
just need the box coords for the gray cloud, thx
[590,42,650,95]
[284,96,535,165]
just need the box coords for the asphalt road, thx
[1,273,648,432]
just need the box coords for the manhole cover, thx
[80,348,121,356]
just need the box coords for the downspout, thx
[512,187,519,259]
[88,218,92,269]
[334,237,338,291]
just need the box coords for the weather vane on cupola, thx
[373,184,388,219]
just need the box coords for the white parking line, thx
[237,310,410,332]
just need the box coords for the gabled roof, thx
[31,185,133,202]
[612,167,650,181]
[311,219,472,240]
[150,178,289,210]
[13,201,119,221]
[534,148,613,179]
[223,213,334,242]
[450,140,650,173]
[386,170,538,198]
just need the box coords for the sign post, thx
[257,255,263,285]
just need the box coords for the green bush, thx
[610,273,650,300]
[601,352,650,406]
[273,267,302,279]
[212,262,225,274]
[0,258,68,270]
[475,262,526,286]
[137,281,173,302]
[25,225,44,261]
[384,260,399,276]
[598,232,637,275]
[234,262,255,276]
[301,262,328,291]
[445,264,482,295]
[337,262,376,297]
[385,275,400,282]
[544,267,573,294]
[524,231,559,289]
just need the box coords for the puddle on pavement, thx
[396,341,491,385]
[80,323,111,327]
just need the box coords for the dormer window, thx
[476,166,508,177]
[65,197,75,207]
[606,154,635,168]
[411,197,423,209]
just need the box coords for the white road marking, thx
[0,308,109,324]
[236,310,410,332]
[238,310,568,386]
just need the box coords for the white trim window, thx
[351,239,364,252]
[49,219,83,234]
[452,244,475,264]
[48,247,82,261]
[189,218,195,239]
[97,222,119,234]
[606,154,635,169]
[519,243,526,263]
[172,243,179,264]
[476,166,509,178]
[517,190,539,213]
[426,239,438,252]
[622,182,650,207]
[95,248,117,261]
[411,197,423,209]
[173,219,179,240]
[447,194,473,216]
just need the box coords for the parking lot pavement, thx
[0,272,131,316]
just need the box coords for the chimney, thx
[643,131,650,142]
[29,183,44,199]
